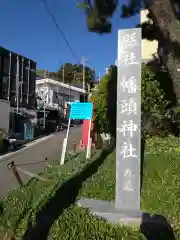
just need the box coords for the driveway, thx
[0,126,82,197]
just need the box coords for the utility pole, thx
[62,65,65,83]
[43,69,47,129]
[82,56,87,102]
[44,68,47,78]
[98,72,101,82]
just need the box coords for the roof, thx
[36,78,86,94]
[0,46,36,63]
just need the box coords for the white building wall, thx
[36,79,82,110]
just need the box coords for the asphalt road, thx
[0,126,82,197]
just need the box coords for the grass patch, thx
[48,206,144,240]
[141,136,180,237]
[0,149,145,239]
[80,150,116,201]
[0,136,179,239]
[0,152,97,237]
[81,136,180,238]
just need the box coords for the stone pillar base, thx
[78,198,142,227]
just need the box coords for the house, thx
[0,46,37,137]
[0,46,36,110]
[35,78,87,127]
[36,78,86,110]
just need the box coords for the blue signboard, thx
[70,102,93,120]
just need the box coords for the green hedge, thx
[0,150,145,239]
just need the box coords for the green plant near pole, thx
[93,64,172,137]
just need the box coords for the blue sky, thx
[0,0,139,77]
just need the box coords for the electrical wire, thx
[41,0,80,63]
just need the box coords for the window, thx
[3,57,9,74]
[53,91,58,103]
[2,76,9,92]
[49,96,51,104]
[70,95,74,102]
[63,94,69,102]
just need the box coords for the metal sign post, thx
[86,118,92,159]
[60,117,71,165]
[60,102,93,165]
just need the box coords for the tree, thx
[56,63,76,83]
[36,69,57,79]
[56,63,96,85]
[141,64,170,136]
[146,56,177,106]
[74,64,96,86]
[93,64,171,137]
[36,69,46,78]
[37,63,96,87]
[91,65,117,135]
[79,0,180,102]
[92,73,111,133]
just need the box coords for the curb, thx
[0,134,55,162]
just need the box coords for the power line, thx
[41,0,80,63]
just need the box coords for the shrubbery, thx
[91,74,110,133]
[92,64,177,137]
[141,64,170,136]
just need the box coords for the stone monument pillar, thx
[78,28,142,226]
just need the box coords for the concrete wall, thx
[0,99,10,136]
